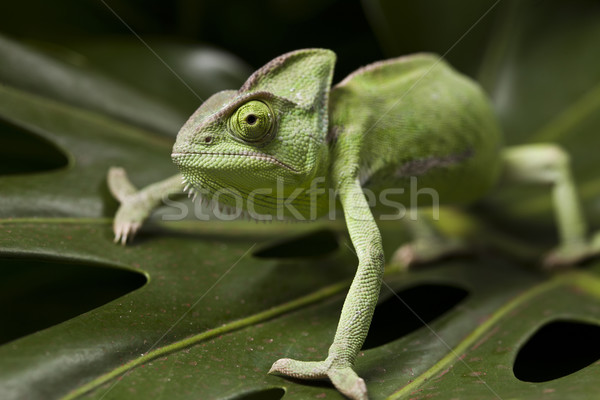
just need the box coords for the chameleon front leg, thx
[270,178,383,400]
[108,167,185,244]
[501,144,600,267]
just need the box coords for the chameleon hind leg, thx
[501,144,600,268]
[391,210,471,269]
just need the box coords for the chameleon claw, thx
[117,222,141,245]
[113,223,124,244]
[112,221,139,245]
[130,222,141,241]
[120,230,129,246]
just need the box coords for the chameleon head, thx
[172,49,335,218]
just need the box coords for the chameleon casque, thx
[108,49,600,400]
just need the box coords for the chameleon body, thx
[108,49,599,400]
[171,51,501,220]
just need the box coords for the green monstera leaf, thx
[2,1,600,399]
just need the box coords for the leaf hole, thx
[234,387,284,400]
[362,283,469,350]
[0,118,69,175]
[253,229,339,259]
[513,320,600,382]
[0,257,146,345]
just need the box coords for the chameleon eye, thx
[230,100,274,142]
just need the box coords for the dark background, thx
[0,0,506,81]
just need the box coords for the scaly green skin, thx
[108,49,600,399]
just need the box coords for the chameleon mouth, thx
[172,151,298,173]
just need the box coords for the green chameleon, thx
[108,49,600,400]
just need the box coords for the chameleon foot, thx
[107,167,148,244]
[113,219,142,245]
[107,169,184,245]
[269,358,368,400]
[391,238,470,270]
[543,232,600,270]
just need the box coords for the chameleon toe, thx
[269,358,327,379]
